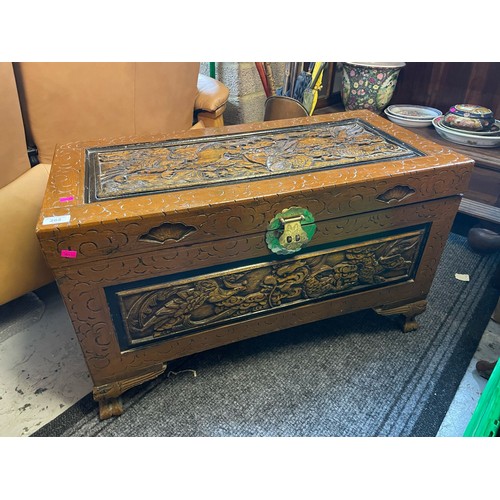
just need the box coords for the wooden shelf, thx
[414,126,500,173]
[459,198,500,225]
[411,127,500,225]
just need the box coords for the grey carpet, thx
[33,232,500,437]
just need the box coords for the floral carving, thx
[87,119,420,201]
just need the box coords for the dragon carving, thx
[118,233,422,345]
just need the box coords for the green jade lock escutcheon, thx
[266,207,316,255]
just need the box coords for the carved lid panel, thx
[85,119,423,202]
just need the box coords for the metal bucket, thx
[264,95,309,121]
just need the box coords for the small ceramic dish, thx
[448,104,494,120]
[443,104,495,131]
[386,104,442,120]
[384,108,434,127]
[432,116,500,148]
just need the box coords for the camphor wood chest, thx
[36,110,474,419]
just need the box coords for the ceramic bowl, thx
[384,108,435,127]
[443,104,495,132]
[432,116,500,148]
[448,104,494,119]
[386,104,442,120]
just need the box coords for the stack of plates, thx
[432,116,500,148]
[384,104,442,127]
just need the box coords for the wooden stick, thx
[255,63,270,97]
[264,63,276,96]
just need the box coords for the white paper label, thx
[42,214,71,225]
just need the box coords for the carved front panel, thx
[108,228,426,351]
[86,119,422,202]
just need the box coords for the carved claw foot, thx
[99,398,124,420]
[93,363,166,420]
[374,299,427,333]
[402,316,419,333]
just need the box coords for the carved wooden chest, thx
[36,110,474,419]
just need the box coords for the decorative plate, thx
[432,116,500,148]
[440,119,500,136]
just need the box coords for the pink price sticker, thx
[61,249,77,259]
[59,196,74,202]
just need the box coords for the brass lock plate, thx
[266,207,316,255]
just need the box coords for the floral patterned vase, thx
[341,62,405,114]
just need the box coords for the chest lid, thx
[36,110,473,267]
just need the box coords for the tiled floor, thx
[0,284,92,437]
[1,281,498,437]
